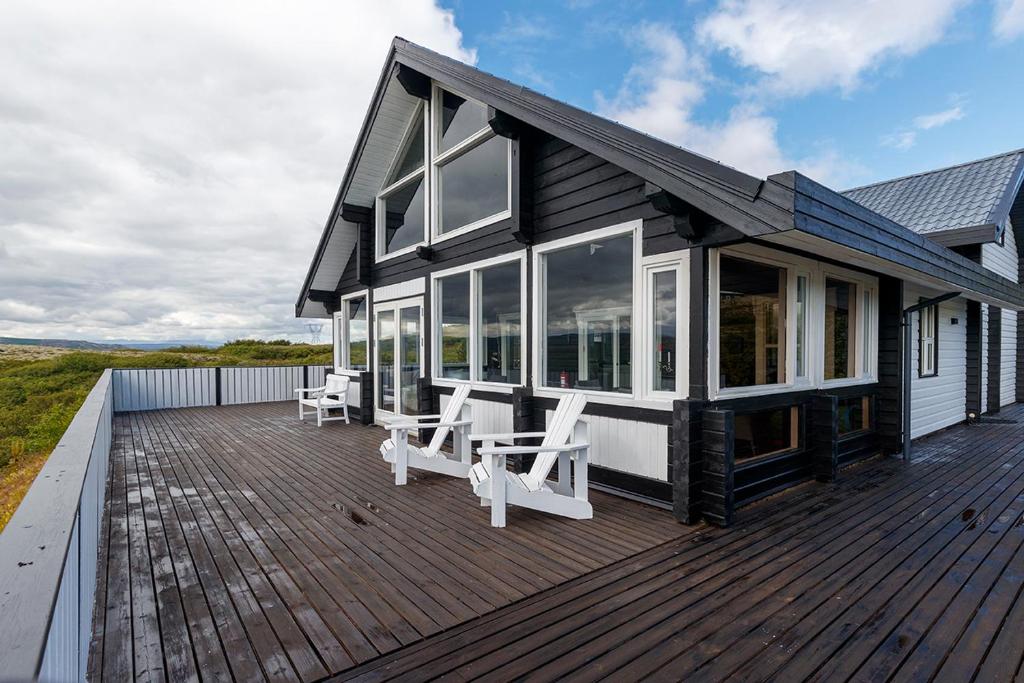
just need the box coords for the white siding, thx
[546,409,669,481]
[982,224,1019,283]
[1002,309,1017,407]
[906,288,967,439]
[438,394,513,443]
[373,278,425,302]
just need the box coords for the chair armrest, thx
[382,414,443,426]
[468,431,548,442]
[387,418,473,430]
[477,442,588,456]
[295,386,326,394]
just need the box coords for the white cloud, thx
[595,23,860,185]
[0,1,473,343]
[698,0,966,95]
[994,0,1024,40]
[881,131,918,151]
[882,99,966,150]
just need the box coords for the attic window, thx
[432,87,511,238]
[376,103,429,258]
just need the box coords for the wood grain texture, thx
[87,402,683,681]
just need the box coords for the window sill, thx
[430,377,517,394]
[711,381,812,401]
[431,210,512,245]
[532,387,678,410]
[376,243,424,264]
[821,377,878,390]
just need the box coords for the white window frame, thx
[430,84,512,244]
[708,243,878,400]
[333,289,369,377]
[820,265,878,389]
[430,250,527,391]
[919,302,938,377]
[375,101,430,262]
[372,295,425,421]
[641,250,690,401]
[532,220,646,407]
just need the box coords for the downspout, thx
[901,291,961,462]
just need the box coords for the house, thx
[297,37,1024,527]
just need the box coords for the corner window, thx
[541,232,633,393]
[433,256,524,385]
[735,407,800,462]
[718,255,787,389]
[376,105,428,258]
[919,303,938,377]
[432,87,511,238]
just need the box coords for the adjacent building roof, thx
[843,150,1024,246]
[296,38,1024,316]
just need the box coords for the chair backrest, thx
[425,384,471,455]
[325,374,350,396]
[524,393,588,489]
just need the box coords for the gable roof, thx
[296,38,1024,316]
[843,150,1024,246]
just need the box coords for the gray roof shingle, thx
[843,150,1024,235]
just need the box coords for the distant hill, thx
[0,337,216,351]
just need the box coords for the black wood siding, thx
[877,276,903,452]
[967,300,982,416]
[988,306,1002,413]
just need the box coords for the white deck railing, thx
[0,363,332,681]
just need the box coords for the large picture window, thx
[541,233,633,393]
[376,106,428,258]
[432,88,510,238]
[433,256,524,385]
[718,255,787,389]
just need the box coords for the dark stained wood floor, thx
[336,406,1024,682]
[86,402,686,682]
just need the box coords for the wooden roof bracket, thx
[644,182,715,240]
[396,63,431,100]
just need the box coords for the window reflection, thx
[652,270,676,392]
[399,306,420,414]
[439,135,509,233]
[381,177,425,254]
[479,262,521,384]
[347,297,367,371]
[735,407,800,461]
[825,277,857,380]
[719,256,787,388]
[440,91,489,152]
[544,234,633,393]
[439,273,471,379]
[838,395,870,435]
[390,109,425,182]
[377,310,395,412]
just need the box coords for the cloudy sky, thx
[1,0,1022,343]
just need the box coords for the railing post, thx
[359,371,374,424]
[215,367,222,406]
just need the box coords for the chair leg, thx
[488,454,506,528]
[343,403,350,425]
[395,430,408,486]
[298,402,304,420]
[316,405,323,427]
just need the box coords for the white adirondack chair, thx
[380,385,473,485]
[295,373,350,426]
[469,393,590,528]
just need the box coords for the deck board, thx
[88,402,685,681]
[335,405,1024,682]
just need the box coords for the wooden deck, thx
[87,402,685,682]
[338,407,1024,682]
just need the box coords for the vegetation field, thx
[0,340,331,532]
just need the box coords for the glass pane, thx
[719,256,787,388]
[479,262,521,384]
[825,277,857,380]
[735,407,799,461]
[652,270,677,392]
[381,175,425,254]
[399,306,420,415]
[544,234,633,392]
[377,310,395,412]
[439,135,509,234]
[796,276,807,378]
[440,90,489,153]
[439,273,471,379]
[838,396,870,435]
[347,297,367,371]
[388,108,425,183]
